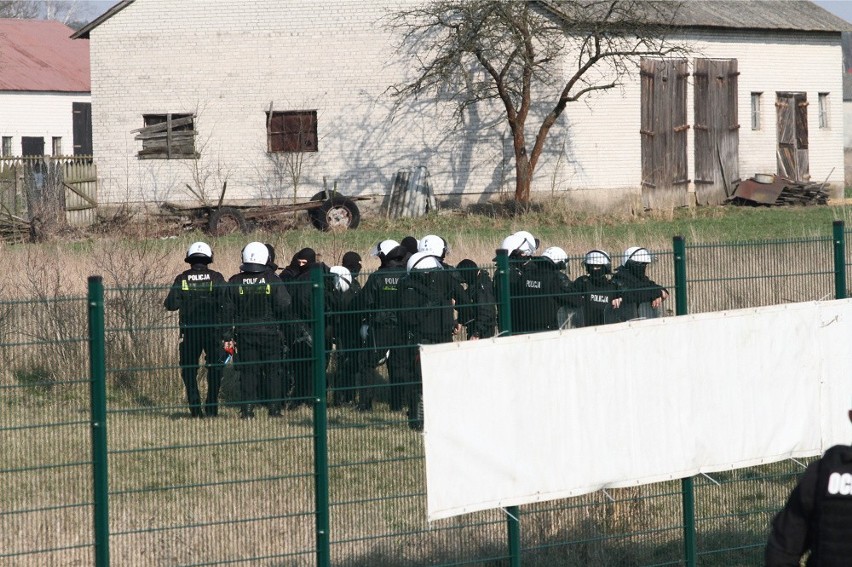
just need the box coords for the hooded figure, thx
[455,259,497,340]
[342,251,362,278]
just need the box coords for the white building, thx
[0,19,91,158]
[74,0,848,211]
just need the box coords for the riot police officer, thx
[165,241,226,417]
[766,407,852,565]
[512,247,578,333]
[572,250,622,327]
[455,259,497,340]
[222,242,291,419]
[612,246,669,321]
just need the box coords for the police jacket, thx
[399,269,456,345]
[222,266,291,340]
[766,444,852,566]
[358,259,407,328]
[457,269,498,339]
[513,258,577,333]
[572,274,622,327]
[612,263,667,321]
[164,263,226,331]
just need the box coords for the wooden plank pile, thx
[773,181,829,206]
[728,176,829,207]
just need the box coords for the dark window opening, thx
[266,110,318,153]
[134,113,197,159]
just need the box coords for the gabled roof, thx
[71,0,134,40]
[0,18,90,92]
[541,0,852,33]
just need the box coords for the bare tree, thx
[388,0,687,204]
[0,0,82,24]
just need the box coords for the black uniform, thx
[612,261,667,321]
[399,265,458,430]
[357,247,409,411]
[513,257,578,334]
[327,272,362,405]
[223,264,291,418]
[572,270,622,327]
[164,262,226,417]
[456,260,497,339]
[493,254,531,334]
[766,444,852,566]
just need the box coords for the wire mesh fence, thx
[1,225,847,566]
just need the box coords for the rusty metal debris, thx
[727,175,829,206]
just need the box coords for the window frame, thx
[818,93,829,129]
[52,137,62,156]
[135,113,198,160]
[266,110,318,153]
[1,136,11,157]
[750,92,762,130]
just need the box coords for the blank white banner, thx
[421,300,852,521]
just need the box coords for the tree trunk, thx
[514,155,532,204]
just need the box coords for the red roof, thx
[0,18,90,92]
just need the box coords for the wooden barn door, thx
[640,58,689,209]
[693,58,740,205]
[775,92,809,181]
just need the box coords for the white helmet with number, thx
[370,239,400,258]
[512,231,538,256]
[418,234,448,258]
[185,241,213,263]
[406,251,443,273]
[241,241,269,266]
[329,265,352,293]
[542,246,568,269]
[622,246,652,265]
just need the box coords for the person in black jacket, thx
[766,407,852,566]
[164,241,226,418]
[511,248,580,334]
[222,242,291,419]
[572,250,622,327]
[612,246,669,321]
[455,259,497,340]
[399,252,458,431]
[357,240,408,410]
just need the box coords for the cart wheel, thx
[207,207,248,236]
[309,197,361,231]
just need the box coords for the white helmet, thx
[241,241,269,266]
[622,246,652,265]
[500,234,525,255]
[370,239,400,258]
[329,265,352,293]
[418,234,447,258]
[512,231,538,256]
[583,249,611,266]
[185,241,212,262]
[406,251,443,273]
[542,246,568,269]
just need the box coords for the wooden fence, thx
[0,156,98,239]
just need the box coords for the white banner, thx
[421,300,852,521]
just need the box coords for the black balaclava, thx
[401,236,419,256]
[342,251,362,276]
[295,248,317,275]
[456,259,478,287]
[624,260,648,278]
[585,263,608,282]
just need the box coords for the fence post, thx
[311,266,331,567]
[672,237,696,567]
[87,276,110,567]
[833,220,846,300]
[495,249,521,566]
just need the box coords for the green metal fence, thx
[3,222,849,566]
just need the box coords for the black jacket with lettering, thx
[572,273,622,327]
[222,268,291,340]
[164,263,226,331]
[766,444,852,566]
[513,258,578,333]
[358,260,407,328]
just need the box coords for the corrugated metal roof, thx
[0,18,90,92]
[542,0,852,33]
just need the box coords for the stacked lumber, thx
[774,181,829,206]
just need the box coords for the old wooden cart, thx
[159,189,369,236]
